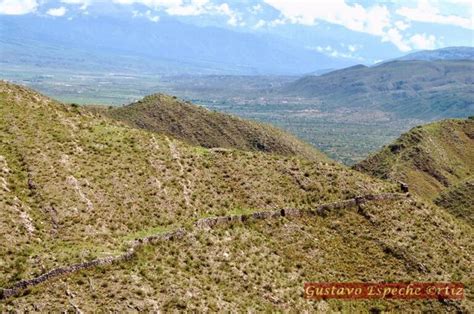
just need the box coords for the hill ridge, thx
[354,117,474,224]
[89,92,327,161]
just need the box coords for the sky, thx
[1,0,473,63]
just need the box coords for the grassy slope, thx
[88,93,327,161]
[0,81,391,285]
[4,198,473,312]
[435,177,474,225]
[354,118,474,221]
[0,82,472,311]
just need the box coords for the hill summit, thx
[92,93,326,161]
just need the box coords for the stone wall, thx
[195,193,408,228]
[0,228,188,300]
[0,193,408,300]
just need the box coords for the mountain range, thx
[1,0,474,309]
[393,46,474,62]
[0,14,352,75]
[4,8,471,77]
[281,59,474,119]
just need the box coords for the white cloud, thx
[165,0,209,16]
[409,33,437,50]
[166,5,203,15]
[268,18,286,27]
[61,0,91,10]
[347,44,358,52]
[381,28,437,52]
[311,44,363,60]
[381,27,411,52]
[250,4,262,14]
[263,0,445,52]
[254,19,266,28]
[0,0,37,15]
[132,9,160,22]
[264,0,418,50]
[215,3,242,26]
[113,0,182,8]
[396,0,473,30]
[113,0,243,25]
[394,20,410,31]
[114,0,206,16]
[145,9,160,22]
[444,0,473,4]
[263,0,391,36]
[47,6,67,16]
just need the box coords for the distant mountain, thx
[88,93,327,161]
[354,117,474,224]
[394,46,474,62]
[281,60,474,119]
[0,15,353,75]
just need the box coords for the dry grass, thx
[1,82,472,312]
[2,197,472,312]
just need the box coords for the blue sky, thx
[1,0,473,63]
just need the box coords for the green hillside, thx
[354,118,474,221]
[0,82,472,312]
[282,60,474,119]
[435,178,474,225]
[89,93,326,161]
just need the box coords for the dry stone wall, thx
[1,193,408,300]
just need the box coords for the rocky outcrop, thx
[398,181,409,193]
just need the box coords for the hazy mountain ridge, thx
[282,60,474,119]
[394,46,474,62]
[0,15,352,75]
[1,82,472,311]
